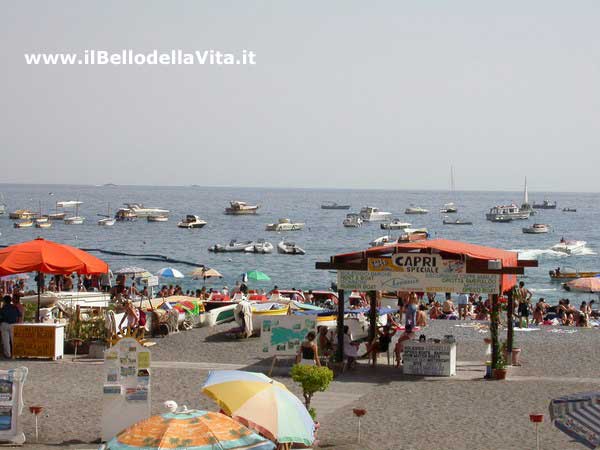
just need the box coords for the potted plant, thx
[492,342,508,380]
[290,364,334,411]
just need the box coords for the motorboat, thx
[359,206,392,222]
[35,216,49,224]
[14,220,33,228]
[439,203,458,213]
[381,219,411,230]
[244,240,274,254]
[265,218,304,231]
[549,267,600,281]
[371,228,429,247]
[443,218,472,225]
[123,203,169,218]
[225,201,260,215]
[321,202,351,210]
[115,208,137,221]
[35,221,52,229]
[533,200,557,209]
[64,216,85,225]
[177,215,207,229]
[343,213,363,227]
[404,206,429,214]
[277,241,306,255]
[62,201,85,225]
[522,223,550,234]
[563,208,577,213]
[370,235,394,247]
[56,200,83,208]
[147,215,169,222]
[208,239,253,253]
[486,204,530,221]
[98,204,116,226]
[551,240,587,255]
[9,209,37,220]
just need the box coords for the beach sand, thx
[2,320,599,449]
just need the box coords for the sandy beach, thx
[1,319,598,450]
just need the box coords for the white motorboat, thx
[209,239,253,253]
[14,220,34,229]
[522,223,550,234]
[98,217,116,226]
[321,202,351,210]
[123,203,170,218]
[343,213,363,227]
[36,216,48,224]
[486,204,530,221]
[380,219,411,230]
[439,202,458,213]
[359,206,392,222]
[56,200,83,208]
[265,218,304,231]
[62,201,85,224]
[372,228,429,247]
[35,221,52,229]
[370,235,394,247]
[225,201,260,215]
[177,215,207,229]
[147,215,169,222]
[244,239,274,254]
[64,216,85,225]
[277,241,306,255]
[404,205,429,215]
[551,240,587,255]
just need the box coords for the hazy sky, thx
[2,2,599,191]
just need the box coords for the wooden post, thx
[490,294,499,369]
[336,290,345,363]
[506,288,514,353]
[368,291,377,343]
[268,356,277,377]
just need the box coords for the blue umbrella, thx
[550,391,600,449]
[156,267,184,279]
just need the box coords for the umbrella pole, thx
[36,271,41,323]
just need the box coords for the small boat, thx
[343,213,363,227]
[359,206,392,222]
[47,212,66,220]
[370,235,394,247]
[147,215,169,222]
[522,223,550,234]
[9,209,37,220]
[225,201,260,215]
[35,216,49,224]
[64,216,85,225]
[371,229,429,247]
[321,202,351,210]
[381,220,411,230]
[277,241,306,255]
[0,195,5,215]
[439,203,458,213]
[14,220,34,228]
[551,240,587,255]
[533,200,557,209]
[35,221,52,229]
[244,239,274,254]
[209,239,253,253]
[98,204,116,226]
[63,201,85,225]
[443,218,473,225]
[486,204,529,221]
[549,266,600,281]
[177,215,207,229]
[123,203,169,218]
[115,208,137,221]
[404,205,429,214]
[265,218,304,231]
[563,208,577,213]
[520,177,535,216]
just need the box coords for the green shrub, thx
[290,364,333,410]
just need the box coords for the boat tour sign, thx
[403,342,456,377]
[336,255,500,294]
[260,316,317,356]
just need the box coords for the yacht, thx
[522,223,550,234]
[533,200,557,210]
[381,219,411,230]
[209,239,253,253]
[551,240,587,255]
[265,218,304,231]
[485,204,530,221]
[177,215,207,229]
[225,201,260,215]
[343,213,363,227]
[359,206,392,222]
[404,206,429,215]
[9,209,37,220]
[115,208,137,221]
[123,203,169,218]
[245,240,274,254]
[277,241,306,255]
[321,202,351,210]
[440,202,458,213]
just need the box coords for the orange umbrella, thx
[0,238,109,321]
[565,277,600,293]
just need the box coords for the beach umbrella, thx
[0,274,30,281]
[565,277,600,293]
[0,238,108,321]
[202,370,314,447]
[105,409,275,450]
[550,391,600,449]
[114,266,148,276]
[245,270,271,282]
[190,267,223,283]
[156,267,184,279]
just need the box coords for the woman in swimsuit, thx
[296,331,321,366]
[533,298,548,325]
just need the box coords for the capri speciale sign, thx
[336,255,500,294]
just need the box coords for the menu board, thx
[403,342,456,377]
[101,338,151,441]
[0,368,27,444]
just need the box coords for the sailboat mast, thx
[451,166,455,192]
[524,177,529,205]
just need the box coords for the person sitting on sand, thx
[317,326,333,358]
[442,293,456,319]
[119,300,139,331]
[416,304,428,327]
[394,324,415,367]
[363,324,397,366]
[296,331,320,367]
[577,302,590,327]
[533,298,549,325]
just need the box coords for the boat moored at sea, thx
[443,218,473,225]
[343,213,363,227]
[115,208,137,221]
[381,219,411,230]
[9,209,37,220]
[265,218,304,231]
[123,203,170,218]
[522,223,550,234]
[533,200,557,209]
[177,215,207,229]
[35,221,52,229]
[486,204,530,221]
[321,202,351,210]
[439,203,458,213]
[277,241,306,255]
[98,217,116,226]
[404,205,429,215]
[551,240,587,255]
[563,208,577,213]
[147,214,169,222]
[209,239,254,253]
[225,201,260,215]
[359,206,392,222]
[61,201,85,225]
[244,239,274,254]
[14,220,33,228]
[549,267,600,281]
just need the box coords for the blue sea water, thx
[1,184,598,305]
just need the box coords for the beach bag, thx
[138,308,147,327]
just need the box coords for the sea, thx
[1,184,598,306]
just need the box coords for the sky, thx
[1,1,599,192]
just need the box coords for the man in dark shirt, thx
[1,295,22,358]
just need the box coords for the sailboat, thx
[440,166,458,213]
[35,200,52,228]
[63,201,85,225]
[520,177,535,217]
[98,204,116,226]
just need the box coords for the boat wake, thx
[511,247,596,260]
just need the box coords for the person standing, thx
[515,281,532,327]
[0,295,22,358]
[457,293,469,320]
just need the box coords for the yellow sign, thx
[13,325,55,359]
[137,352,150,369]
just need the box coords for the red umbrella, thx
[565,277,600,293]
[0,238,109,321]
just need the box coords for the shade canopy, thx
[0,238,108,276]
[190,267,223,280]
[565,277,600,293]
[156,267,185,279]
[245,270,270,282]
[105,409,275,450]
[114,266,148,275]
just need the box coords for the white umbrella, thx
[156,267,184,279]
